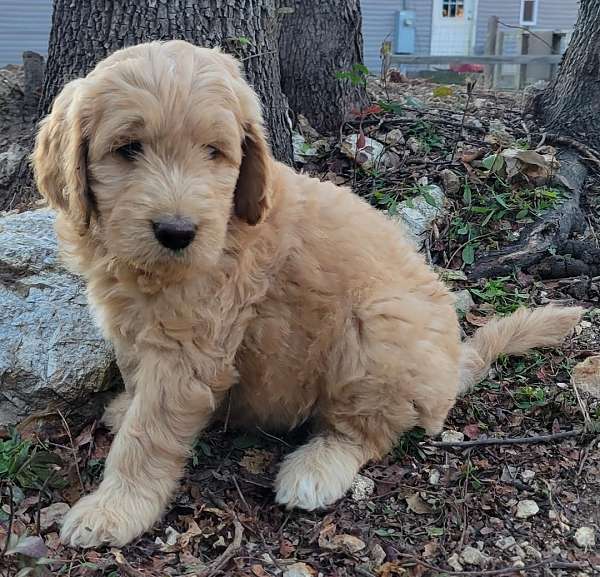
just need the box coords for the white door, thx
[430,0,477,55]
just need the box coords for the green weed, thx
[0,431,63,490]
[515,385,547,410]
[335,63,369,88]
[469,277,529,315]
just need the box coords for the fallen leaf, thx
[377,561,407,576]
[465,311,490,327]
[240,449,273,474]
[251,564,269,577]
[5,535,48,559]
[571,356,600,397]
[432,85,454,98]
[279,538,295,558]
[463,424,481,440]
[39,502,70,532]
[283,562,316,577]
[405,493,432,515]
[318,522,366,553]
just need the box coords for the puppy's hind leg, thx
[275,378,420,511]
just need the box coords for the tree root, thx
[469,149,589,280]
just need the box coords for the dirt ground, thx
[1,72,599,577]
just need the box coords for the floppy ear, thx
[234,121,272,226]
[32,79,95,233]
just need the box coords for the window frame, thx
[520,0,539,26]
[442,0,465,18]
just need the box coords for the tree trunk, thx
[537,0,600,149]
[38,0,292,162]
[279,0,368,135]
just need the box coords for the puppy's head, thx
[33,40,272,272]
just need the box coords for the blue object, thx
[394,10,416,54]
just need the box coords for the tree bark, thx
[38,0,292,162]
[278,0,368,135]
[537,0,600,150]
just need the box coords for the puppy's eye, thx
[207,145,220,160]
[116,141,143,161]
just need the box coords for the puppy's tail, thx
[459,305,583,394]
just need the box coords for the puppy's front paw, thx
[274,439,360,511]
[61,489,156,548]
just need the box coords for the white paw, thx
[274,437,361,511]
[60,489,156,548]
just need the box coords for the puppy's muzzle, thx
[152,216,197,251]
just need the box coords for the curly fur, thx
[32,40,582,548]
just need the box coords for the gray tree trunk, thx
[278,0,368,134]
[537,0,600,149]
[38,0,292,162]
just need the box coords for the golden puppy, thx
[32,40,582,548]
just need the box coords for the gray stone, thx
[460,546,490,566]
[391,185,446,248]
[453,289,474,316]
[516,499,539,519]
[440,169,461,195]
[574,527,595,549]
[351,474,375,501]
[0,144,27,189]
[0,209,117,427]
[495,536,516,551]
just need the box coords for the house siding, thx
[474,0,580,54]
[536,0,579,30]
[0,0,52,67]
[361,0,433,73]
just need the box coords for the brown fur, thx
[32,40,583,548]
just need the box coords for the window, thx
[520,0,538,25]
[442,0,465,18]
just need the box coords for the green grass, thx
[469,276,529,315]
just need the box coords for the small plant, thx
[393,427,426,460]
[0,431,63,490]
[407,120,444,153]
[515,385,547,410]
[469,277,529,315]
[335,63,369,88]
[460,461,483,490]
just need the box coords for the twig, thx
[35,468,58,535]
[429,429,582,448]
[232,474,251,513]
[199,517,244,577]
[497,20,558,53]
[452,82,476,160]
[255,425,291,447]
[0,482,14,560]
[57,408,84,491]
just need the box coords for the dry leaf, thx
[251,564,269,577]
[377,561,408,576]
[463,424,481,440]
[571,356,600,398]
[318,522,366,553]
[406,493,432,515]
[240,449,273,474]
[465,311,490,327]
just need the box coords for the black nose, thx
[152,216,197,251]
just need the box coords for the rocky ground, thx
[1,71,599,577]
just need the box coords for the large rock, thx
[0,209,117,428]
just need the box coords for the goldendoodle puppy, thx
[32,40,582,548]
